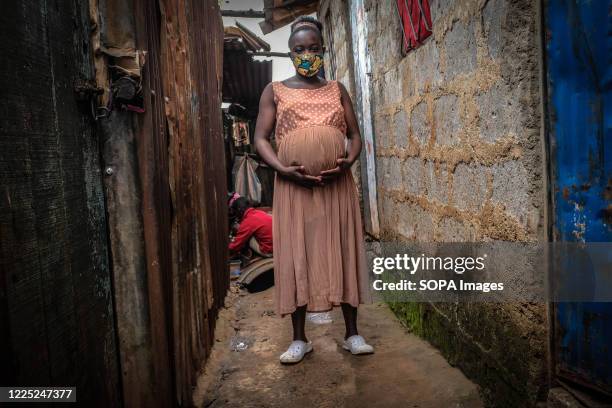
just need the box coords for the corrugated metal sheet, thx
[158,0,229,405]
[95,0,229,405]
[133,0,175,406]
[97,0,229,405]
[223,51,272,108]
[545,0,612,397]
[222,24,273,108]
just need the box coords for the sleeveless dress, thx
[271,80,371,316]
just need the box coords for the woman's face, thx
[289,29,323,57]
[289,29,325,77]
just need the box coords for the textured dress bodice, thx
[272,80,347,142]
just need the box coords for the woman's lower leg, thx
[341,303,359,339]
[291,305,308,342]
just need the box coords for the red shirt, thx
[229,208,273,254]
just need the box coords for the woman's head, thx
[288,16,325,78]
[229,197,252,221]
[291,16,323,33]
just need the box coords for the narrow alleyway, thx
[193,284,483,408]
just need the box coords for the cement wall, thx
[321,0,548,406]
[320,0,364,207]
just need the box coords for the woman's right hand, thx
[279,165,322,188]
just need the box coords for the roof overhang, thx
[259,0,319,34]
[223,25,273,109]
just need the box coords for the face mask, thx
[292,52,324,77]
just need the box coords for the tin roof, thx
[223,25,273,108]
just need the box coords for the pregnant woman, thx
[254,16,373,364]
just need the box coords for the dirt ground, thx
[193,282,483,408]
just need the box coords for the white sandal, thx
[279,340,313,364]
[342,335,374,355]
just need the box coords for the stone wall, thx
[320,0,365,212]
[321,0,549,406]
[321,0,354,93]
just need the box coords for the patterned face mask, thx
[292,52,324,77]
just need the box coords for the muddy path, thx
[193,284,483,408]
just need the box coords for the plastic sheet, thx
[232,155,262,204]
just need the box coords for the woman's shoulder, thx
[268,80,288,94]
[332,80,350,100]
[267,81,280,103]
[331,79,345,90]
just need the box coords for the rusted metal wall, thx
[222,52,272,107]
[544,0,612,396]
[132,0,176,406]
[157,0,229,405]
[96,0,228,405]
[0,0,120,406]
[93,0,166,406]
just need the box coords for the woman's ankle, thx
[344,331,358,340]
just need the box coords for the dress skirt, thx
[272,124,371,316]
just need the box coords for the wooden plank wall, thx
[0,0,120,406]
[0,1,228,406]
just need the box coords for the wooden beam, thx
[221,9,265,18]
[248,51,290,58]
[236,21,270,51]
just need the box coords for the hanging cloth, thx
[232,155,262,204]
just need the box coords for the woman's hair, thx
[290,16,323,33]
[229,197,252,221]
[288,16,324,46]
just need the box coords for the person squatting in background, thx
[228,193,273,258]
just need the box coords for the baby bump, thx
[278,126,346,176]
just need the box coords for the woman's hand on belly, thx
[279,165,323,188]
[319,157,352,184]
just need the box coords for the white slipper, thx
[342,335,374,355]
[279,340,313,364]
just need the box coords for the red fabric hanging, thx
[397,0,432,52]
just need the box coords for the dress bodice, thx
[272,80,347,141]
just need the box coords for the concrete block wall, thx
[320,0,364,209]
[322,1,354,92]
[369,0,544,243]
[324,0,549,406]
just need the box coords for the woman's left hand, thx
[319,157,353,184]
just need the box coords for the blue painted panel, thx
[545,0,612,395]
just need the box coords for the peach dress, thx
[271,80,371,316]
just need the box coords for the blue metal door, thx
[544,0,612,396]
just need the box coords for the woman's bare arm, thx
[253,84,284,172]
[339,82,363,163]
[254,83,322,187]
[320,82,363,182]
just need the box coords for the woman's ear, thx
[322,46,327,55]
